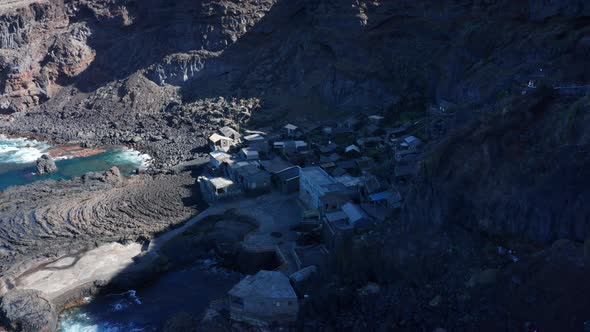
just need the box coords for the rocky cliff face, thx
[404,89,590,244]
[1,0,590,244]
[2,0,590,115]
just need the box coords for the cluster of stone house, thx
[202,116,426,326]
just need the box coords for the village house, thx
[220,126,241,141]
[209,133,234,152]
[342,202,373,228]
[283,124,300,138]
[322,203,374,252]
[367,189,402,209]
[344,144,361,159]
[361,174,385,199]
[275,166,301,194]
[244,133,269,153]
[319,190,355,215]
[322,210,353,252]
[318,142,339,155]
[229,162,272,193]
[399,135,423,152]
[260,157,295,175]
[240,147,260,161]
[228,270,299,326]
[198,176,240,203]
[209,150,233,169]
[368,115,384,125]
[299,167,346,210]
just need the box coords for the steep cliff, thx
[2,0,590,115]
[403,88,590,244]
[1,0,590,243]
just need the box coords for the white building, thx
[209,133,234,152]
[299,167,346,210]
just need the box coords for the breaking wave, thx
[108,148,152,170]
[0,135,50,164]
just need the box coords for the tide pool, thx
[0,135,151,191]
[57,261,240,332]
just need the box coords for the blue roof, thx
[369,191,393,202]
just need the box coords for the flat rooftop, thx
[300,167,336,186]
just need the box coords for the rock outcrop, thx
[404,89,590,244]
[0,289,57,332]
[35,154,57,174]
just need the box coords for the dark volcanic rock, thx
[0,289,57,332]
[0,169,198,277]
[35,154,57,174]
[403,90,590,244]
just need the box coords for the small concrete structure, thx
[209,133,234,152]
[199,176,240,202]
[240,147,260,161]
[220,126,241,141]
[341,202,372,228]
[283,124,299,137]
[229,162,271,192]
[209,150,233,169]
[344,144,361,158]
[322,211,353,252]
[400,135,423,152]
[368,115,384,125]
[260,158,295,174]
[275,166,301,194]
[228,270,299,326]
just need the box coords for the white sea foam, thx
[109,148,152,170]
[0,135,51,164]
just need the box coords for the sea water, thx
[0,135,151,191]
[57,261,241,332]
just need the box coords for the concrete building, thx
[229,162,272,192]
[322,211,354,252]
[400,135,423,152]
[240,147,260,161]
[209,133,234,152]
[283,124,300,137]
[368,115,384,125]
[228,270,299,326]
[275,166,301,194]
[198,176,240,202]
[244,133,269,153]
[209,150,233,169]
[299,167,346,210]
[344,144,361,159]
[342,202,372,228]
[219,126,241,141]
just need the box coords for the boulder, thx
[103,167,122,184]
[35,155,57,174]
[0,289,58,332]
